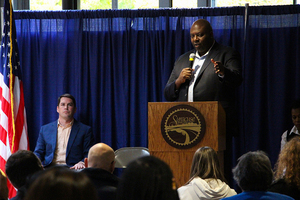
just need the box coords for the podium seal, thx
[161,104,206,149]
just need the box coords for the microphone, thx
[188,53,196,68]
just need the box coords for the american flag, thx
[0,0,29,198]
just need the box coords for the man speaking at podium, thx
[164,19,242,184]
[164,19,242,137]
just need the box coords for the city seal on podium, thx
[161,104,206,149]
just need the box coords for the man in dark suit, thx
[164,19,242,125]
[34,93,94,170]
[164,19,242,185]
[81,143,120,200]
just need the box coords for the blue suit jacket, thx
[34,119,94,167]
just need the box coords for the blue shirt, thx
[221,191,294,200]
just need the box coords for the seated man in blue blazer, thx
[34,93,95,170]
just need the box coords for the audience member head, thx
[188,146,226,184]
[85,143,115,173]
[232,151,273,191]
[0,171,8,200]
[5,150,43,189]
[291,98,300,131]
[116,156,179,200]
[275,137,300,189]
[24,166,98,200]
[57,93,76,108]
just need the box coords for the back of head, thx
[24,166,98,200]
[189,146,226,183]
[5,150,43,189]
[116,156,179,200]
[275,137,300,189]
[87,143,115,172]
[233,151,273,191]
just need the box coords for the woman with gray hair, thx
[221,151,294,200]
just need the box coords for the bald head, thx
[87,143,115,173]
[191,19,213,33]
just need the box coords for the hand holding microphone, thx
[175,53,196,89]
[211,58,225,76]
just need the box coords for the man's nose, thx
[192,35,198,40]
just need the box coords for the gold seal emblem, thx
[161,104,205,149]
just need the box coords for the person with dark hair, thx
[81,143,120,200]
[34,93,95,170]
[268,137,300,199]
[5,150,44,200]
[0,172,8,200]
[280,99,300,150]
[24,166,98,200]
[164,18,242,137]
[178,146,236,199]
[116,156,179,200]
[222,151,294,200]
[164,18,243,186]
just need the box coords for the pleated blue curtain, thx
[239,5,300,165]
[13,5,300,168]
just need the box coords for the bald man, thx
[164,19,243,186]
[81,143,119,200]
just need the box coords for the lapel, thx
[66,119,79,157]
[197,42,220,78]
[51,120,59,152]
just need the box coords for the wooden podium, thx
[148,101,226,187]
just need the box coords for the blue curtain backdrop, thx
[12,5,300,170]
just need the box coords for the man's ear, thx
[84,158,88,168]
[110,161,115,174]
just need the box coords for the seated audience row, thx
[3,138,300,200]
